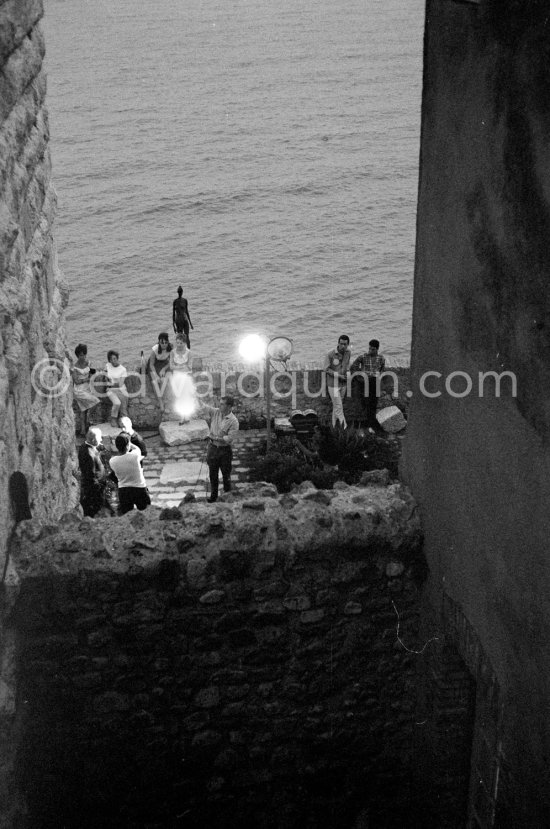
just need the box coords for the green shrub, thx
[247,425,401,492]
[317,425,400,480]
[249,451,320,493]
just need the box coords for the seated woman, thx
[169,333,192,373]
[105,349,128,427]
[148,332,172,412]
[71,343,100,436]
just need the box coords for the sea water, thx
[43,0,424,367]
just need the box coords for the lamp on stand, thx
[239,334,293,451]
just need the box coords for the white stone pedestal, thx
[160,461,206,486]
[159,418,210,446]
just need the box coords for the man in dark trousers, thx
[351,338,386,430]
[78,426,106,517]
[172,286,194,348]
[199,396,239,502]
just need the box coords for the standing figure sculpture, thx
[172,286,194,348]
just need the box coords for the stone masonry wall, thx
[0,0,77,567]
[5,483,424,828]
[0,4,77,826]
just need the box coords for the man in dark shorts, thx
[108,433,151,515]
[172,286,194,348]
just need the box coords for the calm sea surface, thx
[43,0,424,367]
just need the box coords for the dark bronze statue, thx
[172,286,193,348]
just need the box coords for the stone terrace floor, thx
[133,428,266,507]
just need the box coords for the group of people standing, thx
[71,287,195,432]
[74,284,386,514]
[77,397,240,516]
[324,335,385,431]
[73,283,243,513]
[77,417,149,518]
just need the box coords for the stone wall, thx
[4,483,425,828]
[0,0,77,569]
[0,5,76,825]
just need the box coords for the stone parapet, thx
[3,483,425,826]
[86,364,410,431]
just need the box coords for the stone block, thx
[359,469,391,486]
[283,596,311,612]
[300,609,325,624]
[199,589,226,605]
[194,687,220,708]
[186,558,208,589]
[160,460,205,485]
[159,418,209,446]
[344,601,363,615]
[376,405,406,433]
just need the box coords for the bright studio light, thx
[239,333,267,362]
[175,398,196,420]
[171,373,197,421]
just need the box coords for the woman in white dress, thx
[169,334,196,421]
[71,343,100,435]
[105,349,128,427]
[169,334,192,373]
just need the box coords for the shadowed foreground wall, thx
[405,1,550,826]
[3,486,426,828]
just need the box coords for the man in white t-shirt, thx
[109,433,151,515]
[323,334,351,429]
[105,349,128,427]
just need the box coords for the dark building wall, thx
[404,1,550,825]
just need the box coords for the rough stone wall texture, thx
[0,5,77,826]
[4,484,425,828]
[0,0,77,569]
[404,1,550,825]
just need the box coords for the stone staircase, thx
[141,428,267,507]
